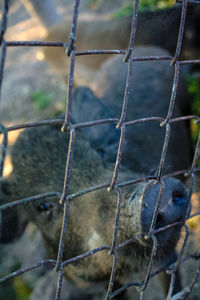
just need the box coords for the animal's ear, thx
[72,87,120,162]
[0,180,28,243]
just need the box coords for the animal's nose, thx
[155,185,189,229]
[171,190,188,205]
[140,178,190,243]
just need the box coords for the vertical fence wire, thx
[0,0,199,299]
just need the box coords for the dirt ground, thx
[0,0,199,299]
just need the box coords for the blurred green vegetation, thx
[112,0,174,18]
[0,258,31,300]
[187,74,200,143]
[30,90,65,116]
[14,277,31,300]
[88,0,174,16]
[31,90,54,111]
[139,0,174,9]
[187,75,200,116]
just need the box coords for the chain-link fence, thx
[0,0,200,299]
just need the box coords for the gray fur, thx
[0,46,192,298]
[77,46,192,175]
[42,6,200,81]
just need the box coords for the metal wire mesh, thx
[0,0,200,299]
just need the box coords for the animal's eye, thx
[97,148,105,158]
[172,190,187,205]
[38,202,53,212]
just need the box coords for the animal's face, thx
[0,91,191,281]
[0,45,193,294]
[138,178,189,252]
[0,170,189,263]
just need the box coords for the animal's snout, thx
[140,178,190,245]
[171,190,187,206]
[154,186,188,229]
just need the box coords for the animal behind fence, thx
[0,0,200,299]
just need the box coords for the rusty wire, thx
[0,0,200,299]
